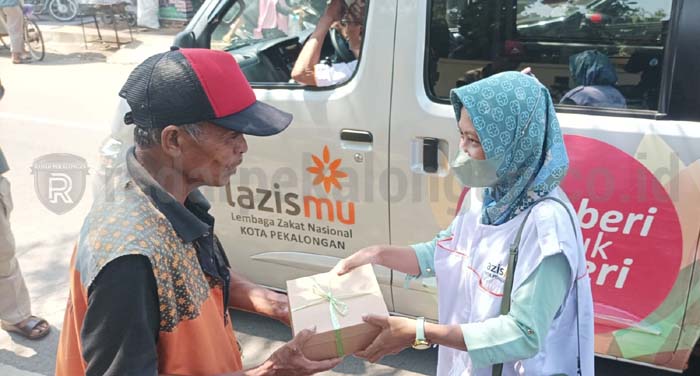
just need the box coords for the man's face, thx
[339,0,365,53]
[178,122,248,187]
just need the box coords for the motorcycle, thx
[25,0,78,22]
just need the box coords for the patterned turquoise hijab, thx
[450,71,569,225]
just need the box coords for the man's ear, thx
[160,125,183,157]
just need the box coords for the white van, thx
[104,0,700,372]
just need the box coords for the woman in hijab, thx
[333,71,595,375]
[561,49,626,108]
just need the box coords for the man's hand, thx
[323,0,346,23]
[354,315,415,363]
[332,246,380,276]
[345,0,365,23]
[259,329,343,375]
[521,67,533,76]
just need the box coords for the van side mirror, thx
[173,31,197,48]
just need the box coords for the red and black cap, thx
[119,47,292,136]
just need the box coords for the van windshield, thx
[212,0,329,51]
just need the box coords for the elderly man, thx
[56,48,342,376]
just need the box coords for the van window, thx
[426,0,673,111]
[211,0,366,87]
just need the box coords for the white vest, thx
[435,187,595,376]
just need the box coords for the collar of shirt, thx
[125,148,231,310]
[126,147,212,243]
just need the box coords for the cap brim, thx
[210,100,292,136]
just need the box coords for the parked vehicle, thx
[48,0,77,21]
[104,0,700,372]
[99,0,136,28]
[26,0,78,22]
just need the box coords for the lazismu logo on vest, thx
[485,262,507,282]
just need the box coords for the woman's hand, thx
[354,315,415,363]
[332,246,380,276]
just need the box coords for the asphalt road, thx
[232,309,700,376]
[1,21,698,376]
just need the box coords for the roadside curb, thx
[38,23,177,44]
[35,22,177,64]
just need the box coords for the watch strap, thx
[416,317,426,342]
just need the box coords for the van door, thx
[389,0,700,371]
[194,0,399,309]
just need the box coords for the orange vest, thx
[56,176,243,376]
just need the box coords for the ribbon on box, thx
[291,278,373,357]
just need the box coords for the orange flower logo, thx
[306,146,348,193]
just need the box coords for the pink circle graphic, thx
[561,135,683,334]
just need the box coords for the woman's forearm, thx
[424,323,468,351]
[370,245,421,276]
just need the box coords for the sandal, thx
[12,57,32,64]
[1,316,51,340]
[11,53,32,64]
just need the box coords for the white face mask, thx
[450,150,502,188]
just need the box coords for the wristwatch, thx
[412,317,431,350]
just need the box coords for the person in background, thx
[291,0,365,87]
[222,0,295,43]
[456,40,525,87]
[624,50,662,110]
[254,0,291,39]
[561,50,626,109]
[1,146,51,340]
[0,0,31,64]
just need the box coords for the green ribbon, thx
[291,278,372,357]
